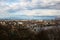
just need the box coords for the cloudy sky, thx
[0,0,60,19]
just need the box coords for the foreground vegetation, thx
[0,20,60,40]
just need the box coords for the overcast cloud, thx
[0,0,60,18]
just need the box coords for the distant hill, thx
[0,15,56,20]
